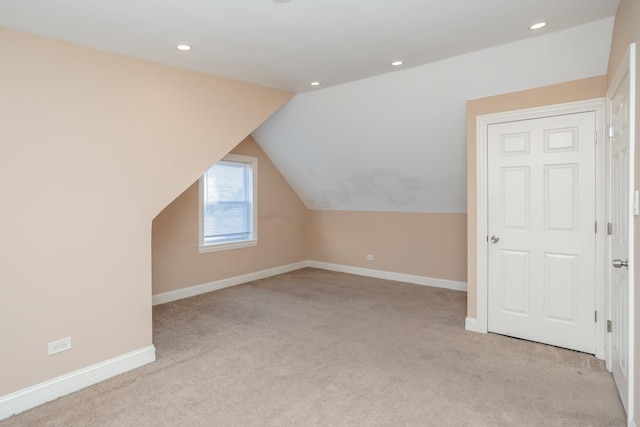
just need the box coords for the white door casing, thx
[487,112,597,353]
[606,43,636,418]
[473,99,606,359]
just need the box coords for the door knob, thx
[612,259,629,269]
[490,236,500,244]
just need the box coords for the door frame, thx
[475,98,606,359]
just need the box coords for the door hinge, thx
[608,222,613,235]
[595,311,598,322]
[595,221,598,233]
[607,320,612,333]
[608,124,614,138]
[594,131,598,144]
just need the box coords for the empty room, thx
[1,0,640,425]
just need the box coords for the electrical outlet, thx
[366,254,374,261]
[48,337,72,355]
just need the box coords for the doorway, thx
[475,99,606,358]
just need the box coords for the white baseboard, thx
[152,261,308,306]
[154,260,467,307]
[306,261,467,292]
[465,317,482,332]
[0,345,155,421]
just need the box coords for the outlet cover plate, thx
[48,337,72,355]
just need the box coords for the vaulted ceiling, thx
[0,0,621,213]
[254,19,614,212]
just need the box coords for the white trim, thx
[465,317,480,332]
[154,260,468,306]
[198,239,257,254]
[475,98,607,354]
[476,104,489,334]
[152,261,308,305]
[630,41,637,427]
[594,101,608,361]
[0,345,155,421]
[306,261,467,292]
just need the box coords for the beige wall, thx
[152,136,308,294]
[607,0,640,421]
[0,28,291,395]
[465,76,607,318]
[307,211,467,283]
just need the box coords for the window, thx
[198,153,257,253]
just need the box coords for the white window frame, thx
[198,153,258,253]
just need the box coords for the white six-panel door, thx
[487,112,597,354]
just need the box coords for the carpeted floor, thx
[0,268,626,426]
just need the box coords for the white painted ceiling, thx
[254,19,615,213]
[0,0,619,92]
[0,0,620,213]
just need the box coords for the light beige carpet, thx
[1,268,626,426]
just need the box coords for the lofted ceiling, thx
[0,0,621,213]
[254,19,615,213]
[0,0,620,93]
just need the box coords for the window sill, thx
[198,239,257,254]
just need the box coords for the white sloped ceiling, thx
[0,0,619,93]
[253,18,614,213]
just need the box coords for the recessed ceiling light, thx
[391,61,403,66]
[529,22,547,30]
[176,44,192,51]
[310,81,320,86]
[273,0,290,2]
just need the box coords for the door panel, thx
[488,112,596,354]
[544,164,578,231]
[501,167,530,229]
[543,253,578,323]
[501,250,530,315]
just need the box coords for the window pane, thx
[204,161,247,202]
[203,161,252,244]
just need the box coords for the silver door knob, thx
[612,259,629,269]
[490,236,500,244]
